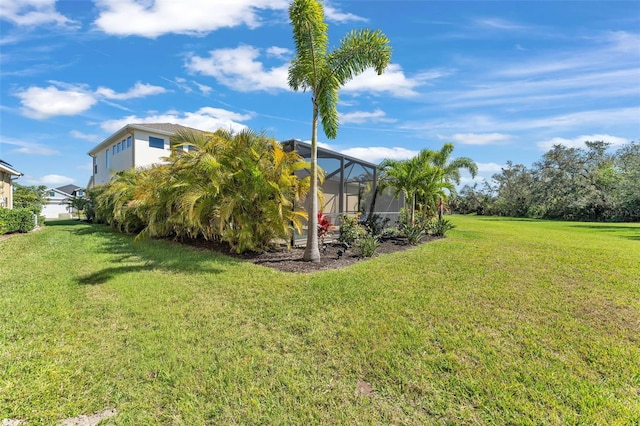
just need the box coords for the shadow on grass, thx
[66,222,243,285]
[44,219,86,226]
[569,223,640,241]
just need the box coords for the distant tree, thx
[288,0,392,262]
[491,162,534,217]
[453,140,638,222]
[612,141,640,221]
[12,183,47,215]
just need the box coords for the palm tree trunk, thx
[438,196,443,221]
[303,102,321,262]
[411,192,416,225]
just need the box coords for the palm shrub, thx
[403,223,425,245]
[91,128,310,253]
[428,218,455,237]
[355,234,381,258]
[94,169,145,233]
[169,128,310,253]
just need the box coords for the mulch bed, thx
[184,235,440,273]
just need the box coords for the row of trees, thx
[451,141,640,222]
[90,129,311,253]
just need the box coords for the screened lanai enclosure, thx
[282,139,403,242]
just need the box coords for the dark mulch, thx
[184,235,440,273]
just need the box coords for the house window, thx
[113,145,116,155]
[93,157,97,175]
[77,190,84,196]
[149,136,164,149]
[49,191,55,197]
[127,136,132,148]
[106,149,110,168]
[117,142,121,153]
[122,139,126,150]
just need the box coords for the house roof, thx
[281,139,379,169]
[55,184,82,195]
[0,159,22,177]
[131,123,203,134]
[87,122,204,156]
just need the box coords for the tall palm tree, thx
[288,0,392,262]
[428,143,478,220]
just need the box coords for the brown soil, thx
[185,235,439,273]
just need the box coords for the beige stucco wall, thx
[1,172,13,209]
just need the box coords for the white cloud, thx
[324,4,367,23]
[15,81,172,119]
[187,46,421,98]
[95,82,167,100]
[339,147,418,164]
[339,109,396,124]
[93,0,288,38]
[70,130,100,143]
[0,0,78,28]
[193,81,213,95]
[266,46,291,59]
[186,45,290,92]
[16,85,96,119]
[537,134,629,151]
[476,162,505,173]
[343,64,422,98]
[459,175,487,186]
[406,107,639,135]
[1,136,59,156]
[99,107,253,134]
[447,133,511,145]
[25,174,75,186]
[475,18,528,31]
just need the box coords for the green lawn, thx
[1,216,639,425]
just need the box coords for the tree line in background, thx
[88,129,310,253]
[450,141,640,222]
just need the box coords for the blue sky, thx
[1,0,638,189]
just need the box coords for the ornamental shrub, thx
[0,208,36,234]
[356,234,381,258]
[338,214,366,245]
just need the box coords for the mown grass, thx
[1,216,638,424]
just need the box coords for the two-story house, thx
[87,123,200,187]
[0,159,23,209]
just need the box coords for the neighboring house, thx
[0,159,23,209]
[42,184,84,219]
[87,123,201,187]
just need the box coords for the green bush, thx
[355,234,381,258]
[0,208,36,234]
[338,214,366,244]
[428,218,455,237]
[402,223,425,245]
